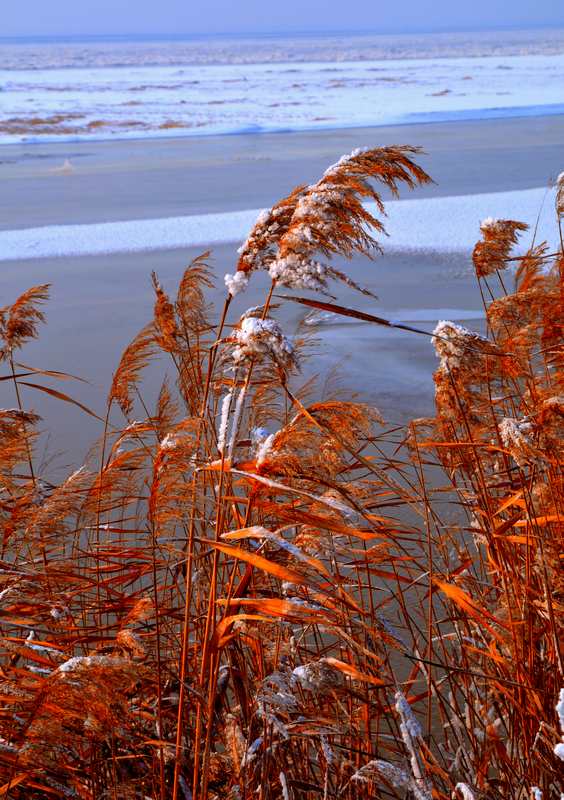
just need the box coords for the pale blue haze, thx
[3,0,564,38]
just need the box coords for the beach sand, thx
[1,114,563,471]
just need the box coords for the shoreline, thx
[13,101,564,142]
[2,114,564,231]
[3,104,564,149]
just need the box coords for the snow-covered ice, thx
[1,44,564,142]
[0,186,557,262]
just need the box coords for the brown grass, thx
[0,148,561,800]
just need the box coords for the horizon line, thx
[1,22,564,42]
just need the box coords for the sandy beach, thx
[2,113,564,469]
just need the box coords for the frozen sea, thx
[0,186,558,262]
[1,28,564,142]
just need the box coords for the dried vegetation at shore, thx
[0,149,562,799]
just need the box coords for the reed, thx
[0,149,561,800]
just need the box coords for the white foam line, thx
[0,186,557,262]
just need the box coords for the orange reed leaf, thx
[491,513,523,537]
[278,293,431,337]
[494,490,525,516]
[229,468,358,518]
[14,361,88,383]
[217,597,328,621]
[0,774,29,796]
[463,643,508,666]
[212,613,282,648]
[257,503,381,540]
[365,567,413,583]
[434,579,509,634]
[493,535,537,544]
[513,514,562,527]
[18,381,102,420]
[10,647,56,668]
[416,440,501,450]
[221,525,332,578]
[345,553,413,567]
[200,539,312,585]
[323,657,386,686]
[0,694,29,705]
[201,457,233,472]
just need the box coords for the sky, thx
[2,0,564,38]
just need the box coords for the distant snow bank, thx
[0,186,557,262]
[2,48,564,144]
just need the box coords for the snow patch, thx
[0,186,558,263]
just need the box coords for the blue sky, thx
[3,0,564,37]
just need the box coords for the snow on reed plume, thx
[226,145,432,297]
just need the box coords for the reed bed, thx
[0,147,561,800]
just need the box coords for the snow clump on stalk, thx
[224,270,250,297]
[432,320,496,372]
[232,315,298,373]
[499,416,536,467]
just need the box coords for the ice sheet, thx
[1,42,564,142]
[0,186,557,262]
